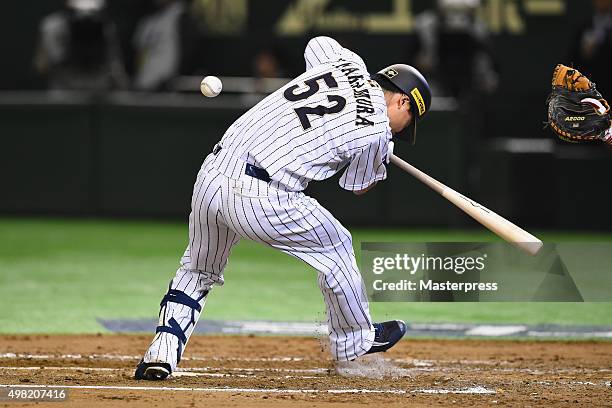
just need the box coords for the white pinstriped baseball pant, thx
[143,154,375,368]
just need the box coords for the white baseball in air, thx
[200,76,222,97]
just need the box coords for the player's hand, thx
[353,182,377,195]
[386,141,395,163]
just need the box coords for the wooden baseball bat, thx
[390,154,543,256]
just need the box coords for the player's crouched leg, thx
[135,267,217,380]
[285,197,377,361]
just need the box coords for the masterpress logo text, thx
[372,253,488,275]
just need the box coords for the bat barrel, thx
[390,155,543,256]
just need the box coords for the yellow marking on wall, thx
[276,0,330,35]
[192,0,248,35]
[362,0,413,33]
[276,0,413,35]
[275,0,566,36]
[505,0,526,34]
[524,0,565,15]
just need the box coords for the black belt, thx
[245,163,271,183]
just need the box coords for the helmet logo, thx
[411,87,426,116]
[384,68,399,79]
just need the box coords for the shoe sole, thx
[142,366,170,381]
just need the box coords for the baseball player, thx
[135,36,432,380]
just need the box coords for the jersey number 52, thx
[283,72,347,130]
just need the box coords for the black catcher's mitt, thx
[546,64,611,144]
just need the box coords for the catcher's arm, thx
[546,64,612,145]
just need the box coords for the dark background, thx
[0,0,599,137]
[1,0,610,229]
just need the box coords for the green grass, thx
[0,217,610,333]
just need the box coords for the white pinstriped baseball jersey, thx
[211,36,392,192]
[141,37,393,368]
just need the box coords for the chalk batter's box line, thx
[0,384,496,395]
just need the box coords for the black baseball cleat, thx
[134,360,172,381]
[365,320,407,355]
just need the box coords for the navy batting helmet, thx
[375,64,431,144]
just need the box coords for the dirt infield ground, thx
[0,335,610,407]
